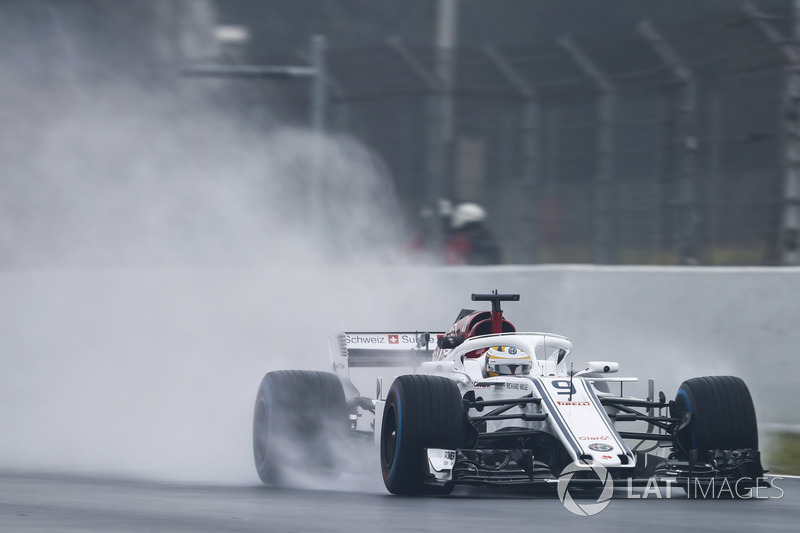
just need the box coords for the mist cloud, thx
[0,3,419,485]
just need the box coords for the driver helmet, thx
[484,346,533,377]
[451,202,486,230]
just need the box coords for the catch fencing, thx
[251,7,800,265]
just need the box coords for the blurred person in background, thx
[444,202,501,265]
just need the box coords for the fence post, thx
[435,0,458,146]
[707,92,723,255]
[744,3,800,265]
[309,35,327,135]
[638,20,699,265]
[295,41,349,133]
[559,35,616,264]
[485,45,540,263]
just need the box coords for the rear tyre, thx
[380,374,465,495]
[673,375,758,461]
[253,370,347,485]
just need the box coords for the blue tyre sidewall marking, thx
[676,389,696,449]
[389,390,402,482]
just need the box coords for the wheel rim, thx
[674,389,696,452]
[381,403,398,468]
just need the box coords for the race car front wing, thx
[421,388,767,492]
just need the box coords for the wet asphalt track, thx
[1,472,797,532]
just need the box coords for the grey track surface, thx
[0,472,796,532]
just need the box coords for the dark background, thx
[1,0,796,266]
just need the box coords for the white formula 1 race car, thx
[253,292,766,496]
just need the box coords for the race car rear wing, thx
[331,332,444,368]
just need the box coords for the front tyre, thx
[673,375,758,460]
[380,374,465,495]
[253,370,347,485]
